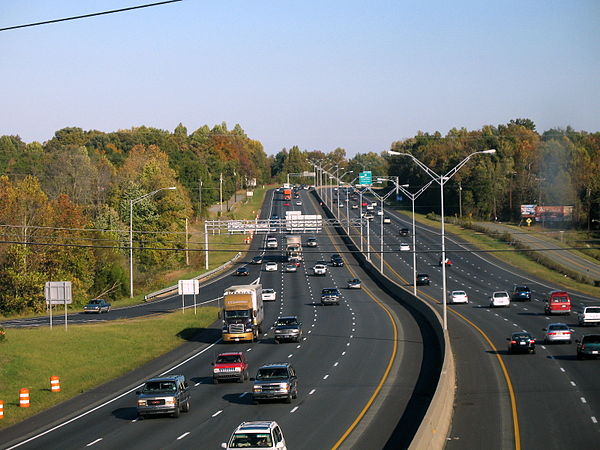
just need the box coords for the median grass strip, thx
[0,308,218,428]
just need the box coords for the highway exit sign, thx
[359,171,372,185]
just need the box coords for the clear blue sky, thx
[1,0,599,155]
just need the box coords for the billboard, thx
[520,204,536,218]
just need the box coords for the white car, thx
[383,217,391,224]
[222,421,287,450]
[266,239,278,249]
[265,262,278,272]
[296,200,302,206]
[313,264,327,276]
[262,289,277,301]
[351,204,358,209]
[376,210,383,216]
[450,290,469,304]
[366,204,374,210]
[543,323,574,344]
[399,243,410,251]
[489,291,510,308]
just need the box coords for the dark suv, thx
[252,363,298,403]
[321,288,341,305]
[273,316,303,343]
[330,254,344,267]
[416,273,430,286]
[511,285,532,301]
[576,334,600,360]
[399,228,410,237]
[136,375,190,418]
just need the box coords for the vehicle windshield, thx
[276,318,298,326]
[216,355,241,364]
[256,368,289,380]
[224,310,250,319]
[230,433,273,448]
[322,289,338,295]
[143,381,177,393]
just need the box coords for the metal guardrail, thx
[144,252,242,302]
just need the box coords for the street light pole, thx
[129,186,177,298]
[219,173,223,215]
[386,149,496,330]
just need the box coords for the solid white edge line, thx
[6,339,222,450]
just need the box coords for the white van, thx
[222,421,286,449]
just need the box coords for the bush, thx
[0,327,6,343]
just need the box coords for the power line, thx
[0,0,183,32]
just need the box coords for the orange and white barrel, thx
[0,399,4,418]
[19,388,30,407]
[50,376,61,393]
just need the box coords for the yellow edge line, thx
[341,202,521,449]
[310,194,398,449]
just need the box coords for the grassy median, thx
[0,308,218,428]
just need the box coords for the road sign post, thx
[178,279,200,315]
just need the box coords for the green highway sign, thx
[359,171,372,185]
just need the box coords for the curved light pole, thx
[386,149,496,329]
[129,186,177,298]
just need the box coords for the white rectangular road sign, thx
[178,279,200,295]
[45,281,72,305]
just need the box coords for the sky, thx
[1,0,599,156]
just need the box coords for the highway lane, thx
[3,187,424,450]
[325,186,600,449]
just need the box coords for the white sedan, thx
[450,290,469,304]
[383,217,391,224]
[262,289,277,301]
[399,243,410,251]
[489,291,510,307]
[265,262,278,272]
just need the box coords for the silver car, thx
[543,323,574,344]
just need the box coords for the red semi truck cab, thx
[283,189,292,200]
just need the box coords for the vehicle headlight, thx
[253,386,261,392]
[164,397,176,406]
[280,384,289,392]
[275,329,282,334]
[137,399,147,406]
[234,367,241,372]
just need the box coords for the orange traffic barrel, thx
[19,388,30,407]
[0,400,4,418]
[50,376,61,393]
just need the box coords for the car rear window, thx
[551,296,569,303]
[582,335,600,344]
[585,307,600,314]
[549,324,569,331]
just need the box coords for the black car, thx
[321,288,341,305]
[330,254,344,267]
[416,273,430,286]
[273,316,303,343]
[251,255,263,265]
[507,332,536,354]
[511,285,532,301]
[399,228,410,237]
[235,267,250,276]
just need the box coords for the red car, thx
[283,202,290,206]
[212,352,249,383]
[361,201,369,206]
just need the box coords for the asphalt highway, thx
[1,188,426,450]
[329,186,600,449]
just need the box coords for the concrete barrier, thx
[313,189,455,449]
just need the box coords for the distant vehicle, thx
[296,200,303,206]
[313,264,327,276]
[383,217,391,224]
[83,299,111,314]
[270,215,279,221]
[305,237,318,247]
[507,332,536,354]
[544,291,572,315]
[361,201,369,207]
[347,278,362,289]
[273,316,302,343]
[321,288,341,305]
[543,323,573,344]
[252,363,298,404]
[262,288,277,302]
[371,201,377,207]
[363,213,374,221]
[351,204,358,209]
[576,334,600,359]
[489,291,510,308]
[578,306,600,326]
[330,254,344,267]
[283,188,292,200]
[366,204,374,210]
[376,210,383,216]
[212,352,249,384]
[399,228,410,237]
[399,243,410,252]
[283,203,290,206]
[450,290,469,304]
[284,263,297,273]
[339,202,345,207]
[266,238,278,249]
[251,255,263,265]
[439,257,452,267]
[265,262,278,272]
[511,285,531,301]
[235,267,250,276]
[221,421,287,450]
[416,274,430,286]
[136,375,190,419]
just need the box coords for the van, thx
[544,290,572,315]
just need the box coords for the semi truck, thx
[283,188,292,200]
[286,235,302,264]
[222,284,264,342]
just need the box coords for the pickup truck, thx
[313,264,327,276]
[578,306,600,326]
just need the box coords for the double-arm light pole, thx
[129,186,177,298]
[386,149,496,330]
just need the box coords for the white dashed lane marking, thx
[323,374,329,380]
[309,389,316,395]
[177,432,190,440]
[212,410,223,417]
[86,439,103,447]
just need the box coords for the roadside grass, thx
[400,209,600,297]
[0,308,218,429]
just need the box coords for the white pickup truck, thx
[313,264,327,276]
[578,306,600,326]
